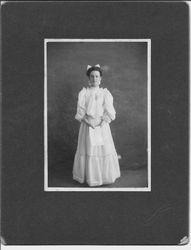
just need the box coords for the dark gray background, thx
[1,1,189,245]
[47,42,147,175]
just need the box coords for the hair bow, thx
[87,64,100,70]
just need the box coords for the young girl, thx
[72,64,121,186]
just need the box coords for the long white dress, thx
[72,86,121,186]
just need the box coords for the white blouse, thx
[75,87,116,123]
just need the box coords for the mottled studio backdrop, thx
[47,41,148,175]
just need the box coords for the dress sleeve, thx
[102,88,116,123]
[75,88,86,121]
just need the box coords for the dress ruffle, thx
[73,153,120,186]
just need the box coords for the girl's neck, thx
[89,85,99,89]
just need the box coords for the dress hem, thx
[73,174,121,187]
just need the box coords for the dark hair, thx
[86,66,103,77]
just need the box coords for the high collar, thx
[88,86,101,94]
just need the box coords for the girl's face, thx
[89,70,102,87]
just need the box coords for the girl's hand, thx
[89,124,96,129]
[88,119,96,129]
[92,118,107,128]
[100,120,107,127]
[82,117,95,129]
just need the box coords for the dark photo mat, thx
[1,1,189,245]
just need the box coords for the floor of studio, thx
[48,164,148,188]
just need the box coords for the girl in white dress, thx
[72,64,121,186]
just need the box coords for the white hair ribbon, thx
[87,64,100,70]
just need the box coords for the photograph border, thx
[44,39,151,192]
